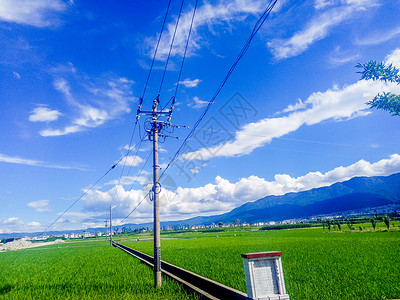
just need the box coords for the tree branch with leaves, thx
[356,61,400,116]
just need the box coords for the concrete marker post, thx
[242,251,289,300]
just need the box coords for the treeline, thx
[323,214,399,231]
[260,223,321,231]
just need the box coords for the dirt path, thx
[0,239,65,252]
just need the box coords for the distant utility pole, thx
[110,206,112,246]
[105,220,108,240]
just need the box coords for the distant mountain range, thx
[2,173,400,239]
[158,172,400,226]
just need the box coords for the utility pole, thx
[136,94,181,288]
[152,97,162,287]
[110,206,112,246]
[105,220,108,240]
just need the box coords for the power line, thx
[119,191,149,225]
[37,164,117,238]
[158,0,186,98]
[33,124,144,239]
[111,0,277,226]
[140,0,172,102]
[113,150,152,226]
[116,0,199,231]
[108,122,141,207]
[159,0,278,180]
[166,0,198,120]
[108,137,145,208]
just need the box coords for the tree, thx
[336,220,342,231]
[371,218,377,230]
[346,219,353,230]
[326,220,331,232]
[383,215,390,230]
[356,61,400,115]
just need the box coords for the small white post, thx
[242,251,290,300]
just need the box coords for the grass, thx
[1,224,399,299]
[120,226,400,300]
[0,239,198,299]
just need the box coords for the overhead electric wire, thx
[108,123,148,208]
[108,138,143,208]
[114,0,276,226]
[108,131,150,210]
[158,0,186,98]
[115,0,198,227]
[33,120,142,239]
[173,0,198,99]
[38,164,118,238]
[160,0,278,180]
[140,0,172,102]
[162,0,198,114]
[120,193,149,225]
[108,121,141,205]
[109,0,190,226]
[116,150,153,225]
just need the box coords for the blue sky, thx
[1,0,400,233]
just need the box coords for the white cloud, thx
[0,153,86,170]
[3,217,23,225]
[29,105,62,122]
[329,53,360,66]
[53,78,73,100]
[314,0,337,9]
[280,99,307,113]
[27,221,41,227]
[145,0,268,61]
[384,48,400,68]
[119,155,144,167]
[82,185,151,218]
[0,217,44,233]
[13,71,21,79]
[40,126,82,137]
[190,166,201,174]
[106,176,150,187]
[189,96,208,109]
[179,78,202,88]
[183,79,400,161]
[356,25,400,46]
[268,0,378,60]
[39,64,135,137]
[122,144,135,151]
[0,0,67,27]
[81,154,400,224]
[328,47,360,66]
[27,200,50,212]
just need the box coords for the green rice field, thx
[1,224,399,299]
[0,239,197,299]
[120,225,400,300]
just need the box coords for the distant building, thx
[83,232,94,238]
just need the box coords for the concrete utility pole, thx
[105,220,108,240]
[110,206,112,246]
[137,94,177,287]
[152,97,162,287]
